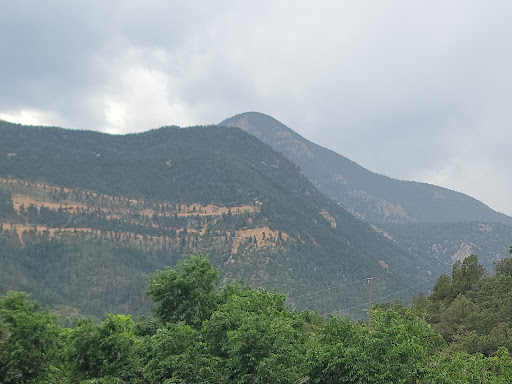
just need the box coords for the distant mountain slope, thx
[220,112,512,225]
[0,120,433,317]
[219,112,512,273]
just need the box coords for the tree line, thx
[2,252,512,383]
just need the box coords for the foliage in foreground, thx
[427,251,512,356]
[2,254,512,383]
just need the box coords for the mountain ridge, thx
[219,112,512,274]
[0,119,434,318]
[220,112,512,225]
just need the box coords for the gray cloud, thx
[1,0,511,214]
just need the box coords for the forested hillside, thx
[221,112,512,225]
[383,221,512,271]
[0,120,434,317]
[220,112,512,272]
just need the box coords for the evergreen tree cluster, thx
[0,121,439,316]
[0,173,428,318]
[427,250,512,356]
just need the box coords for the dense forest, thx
[0,121,440,317]
[0,177,425,318]
[2,253,512,384]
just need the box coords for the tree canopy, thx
[2,253,512,383]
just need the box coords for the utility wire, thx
[329,254,497,316]
[288,250,447,301]
[330,275,439,316]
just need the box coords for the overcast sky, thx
[1,1,511,215]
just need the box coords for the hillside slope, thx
[0,120,434,317]
[219,112,512,271]
[220,112,512,225]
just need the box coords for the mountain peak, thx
[220,112,291,137]
[220,112,512,226]
[220,112,315,159]
[221,111,282,124]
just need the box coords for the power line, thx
[329,254,496,316]
[288,250,447,301]
[290,242,503,304]
[289,276,373,300]
[331,275,439,316]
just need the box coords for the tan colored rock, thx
[451,242,473,262]
[319,209,336,228]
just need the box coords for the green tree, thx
[0,190,14,219]
[147,254,219,328]
[426,255,512,355]
[67,314,142,383]
[411,293,429,317]
[429,273,454,305]
[202,283,307,384]
[452,255,485,296]
[494,257,512,277]
[421,347,512,383]
[434,294,480,342]
[427,273,455,326]
[0,291,62,384]
[307,315,361,384]
[142,322,222,384]
[308,308,444,384]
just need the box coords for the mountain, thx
[220,112,512,225]
[219,112,512,270]
[0,120,433,318]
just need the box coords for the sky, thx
[1,1,511,215]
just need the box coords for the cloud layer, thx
[1,1,511,214]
